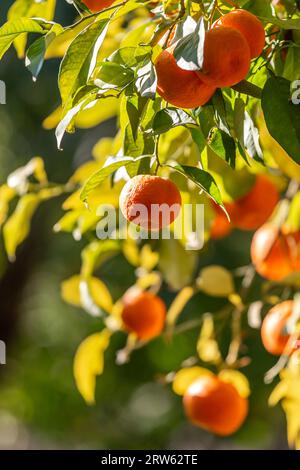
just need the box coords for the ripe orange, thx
[183,375,248,436]
[227,175,279,231]
[261,301,300,355]
[82,0,115,12]
[155,45,216,108]
[214,9,265,59]
[119,175,182,231]
[197,26,251,87]
[210,201,232,239]
[251,224,300,281]
[251,224,292,281]
[121,289,166,341]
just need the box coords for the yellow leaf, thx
[92,137,114,163]
[122,239,140,267]
[75,97,119,129]
[166,286,194,327]
[172,366,213,396]
[218,370,251,398]
[197,314,222,365]
[73,329,111,405]
[69,161,101,184]
[0,185,16,227]
[3,193,40,261]
[197,265,235,297]
[61,275,113,313]
[43,106,63,130]
[140,244,159,271]
[136,272,161,290]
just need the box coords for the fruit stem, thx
[154,136,161,175]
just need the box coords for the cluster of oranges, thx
[155,9,265,108]
[82,0,300,438]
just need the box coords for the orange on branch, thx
[82,0,115,12]
[227,175,279,231]
[183,375,248,436]
[196,26,251,87]
[261,301,300,355]
[119,175,182,231]
[214,9,265,59]
[121,288,166,341]
[155,45,216,108]
[251,224,297,281]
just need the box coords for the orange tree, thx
[1,0,300,448]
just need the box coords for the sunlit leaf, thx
[73,329,112,404]
[218,369,251,398]
[172,366,213,396]
[197,265,235,298]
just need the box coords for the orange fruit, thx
[251,224,293,281]
[210,201,232,239]
[261,301,300,355]
[119,175,182,231]
[227,175,279,231]
[121,288,166,340]
[214,9,265,59]
[196,26,251,87]
[155,45,216,108]
[183,375,248,436]
[251,224,300,281]
[82,0,115,11]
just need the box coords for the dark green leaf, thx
[262,76,300,164]
[152,108,196,134]
[231,80,262,99]
[208,128,236,167]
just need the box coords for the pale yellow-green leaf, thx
[139,244,159,271]
[159,239,198,291]
[92,137,114,162]
[172,366,213,396]
[166,286,194,327]
[197,314,222,365]
[61,275,113,313]
[122,238,140,267]
[69,161,101,185]
[136,272,161,290]
[197,265,235,298]
[3,193,40,261]
[0,185,16,228]
[218,369,251,398]
[73,329,111,404]
[0,18,48,60]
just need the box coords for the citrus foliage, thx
[1,0,300,448]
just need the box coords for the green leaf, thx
[80,156,150,203]
[25,23,63,79]
[260,17,300,30]
[262,76,300,164]
[0,18,49,59]
[231,80,262,99]
[208,128,236,167]
[168,163,223,205]
[152,108,196,134]
[59,19,109,107]
[283,47,300,82]
[96,62,134,89]
[108,45,151,67]
[173,18,205,71]
[7,0,56,58]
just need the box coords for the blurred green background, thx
[0,0,288,450]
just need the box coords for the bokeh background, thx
[0,0,288,450]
